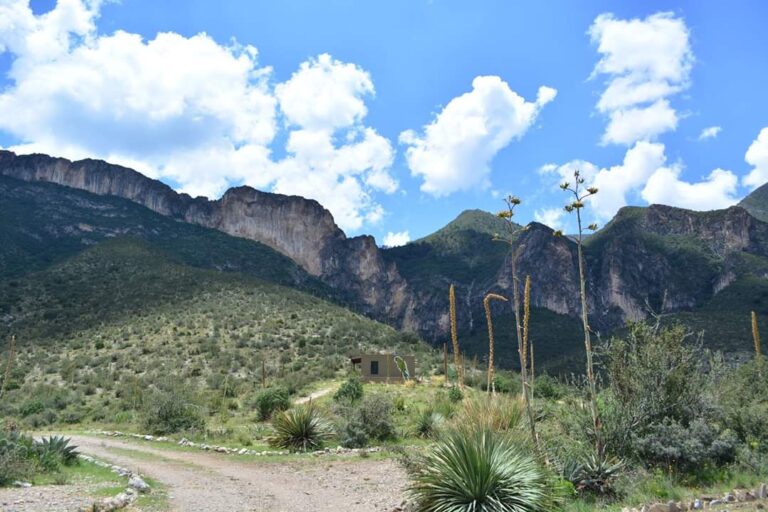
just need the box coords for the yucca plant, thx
[415,408,446,439]
[268,403,332,452]
[407,427,551,512]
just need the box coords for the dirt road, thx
[67,435,408,512]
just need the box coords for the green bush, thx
[333,376,363,403]
[447,386,464,403]
[407,427,553,512]
[254,387,291,421]
[632,418,738,473]
[339,393,396,448]
[0,432,35,486]
[141,386,205,435]
[268,404,332,452]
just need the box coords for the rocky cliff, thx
[0,150,413,323]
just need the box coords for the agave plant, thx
[268,403,332,452]
[561,452,623,496]
[35,435,80,467]
[407,427,551,512]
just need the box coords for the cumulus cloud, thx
[400,76,556,196]
[698,126,721,141]
[544,142,740,219]
[589,12,692,145]
[534,208,566,231]
[743,127,768,190]
[382,230,410,247]
[0,1,396,232]
[642,166,739,210]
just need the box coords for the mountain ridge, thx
[3,149,768,364]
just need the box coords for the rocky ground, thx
[0,481,120,512]
[1,434,409,512]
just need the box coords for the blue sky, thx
[1,0,767,244]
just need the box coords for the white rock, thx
[128,475,151,493]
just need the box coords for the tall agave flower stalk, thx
[523,276,533,398]
[557,169,602,456]
[495,196,539,452]
[483,293,508,394]
[753,311,763,359]
[753,311,764,377]
[449,284,464,389]
[0,335,16,399]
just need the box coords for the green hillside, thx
[739,182,768,222]
[0,238,435,426]
[384,209,517,286]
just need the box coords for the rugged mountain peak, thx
[0,149,412,322]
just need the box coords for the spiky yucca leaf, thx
[268,404,332,452]
[407,428,550,512]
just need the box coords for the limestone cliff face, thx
[0,150,413,321]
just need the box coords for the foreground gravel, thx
[63,434,409,511]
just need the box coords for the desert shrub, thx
[533,374,566,400]
[268,404,332,452]
[141,385,205,435]
[632,418,738,473]
[599,323,717,459]
[493,371,521,395]
[253,387,291,421]
[407,427,553,512]
[447,386,463,403]
[333,376,363,403]
[0,431,35,486]
[717,359,768,450]
[339,393,395,448]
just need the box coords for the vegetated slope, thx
[0,238,433,426]
[0,174,322,291]
[739,181,768,223]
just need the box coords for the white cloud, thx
[275,53,373,131]
[534,208,565,231]
[642,167,739,210]
[0,1,397,232]
[698,126,721,141]
[743,127,768,190]
[538,159,599,186]
[589,141,666,219]
[589,12,692,145]
[400,76,556,196]
[382,230,410,247]
[602,99,678,145]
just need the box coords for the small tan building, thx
[350,354,415,383]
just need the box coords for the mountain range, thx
[2,149,768,370]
